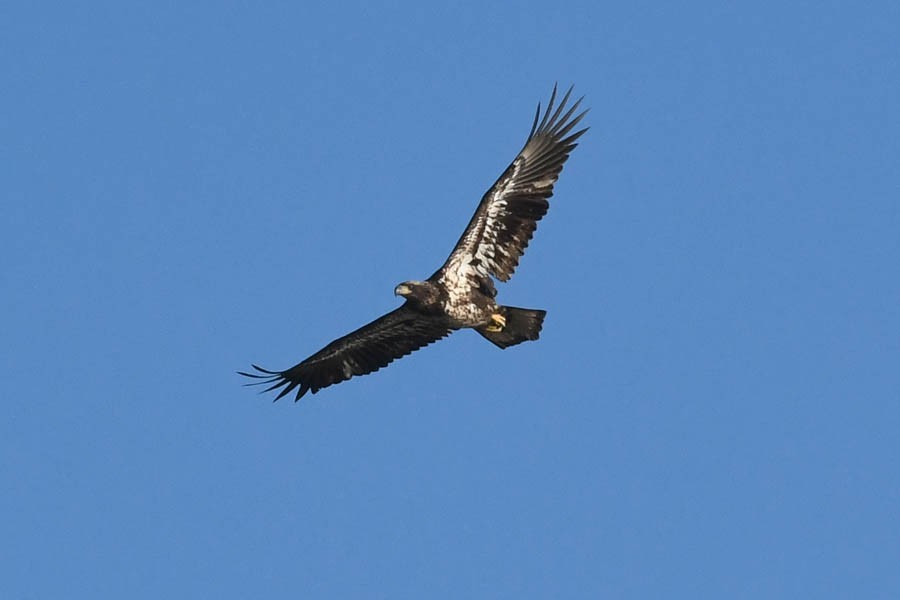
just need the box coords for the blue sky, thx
[3,1,899,598]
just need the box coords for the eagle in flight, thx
[241,85,588,401]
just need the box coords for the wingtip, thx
[533,84,588,136]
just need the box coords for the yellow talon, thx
[485,312,506,332]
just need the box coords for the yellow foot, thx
[484,312,506,333]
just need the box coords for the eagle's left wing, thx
[436,85,588,289]
[240,305,452,401]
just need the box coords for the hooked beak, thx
[394,284,411,297]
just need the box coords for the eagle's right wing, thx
[240,306,452,401]
[436,85,587,290]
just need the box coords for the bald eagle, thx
[241,85,588,401]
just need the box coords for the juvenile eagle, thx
[241,85,588,401]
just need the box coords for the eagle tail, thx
[477,306,546,349]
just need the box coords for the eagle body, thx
[442,288,497,329]
[241,86,588,401]
[395,279,493,327]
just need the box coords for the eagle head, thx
[394,280,438,306]
[394,281,421,297]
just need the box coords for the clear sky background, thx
[3,2,898,598]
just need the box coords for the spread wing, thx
[239,306,452,401]
[436,85,588,289]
